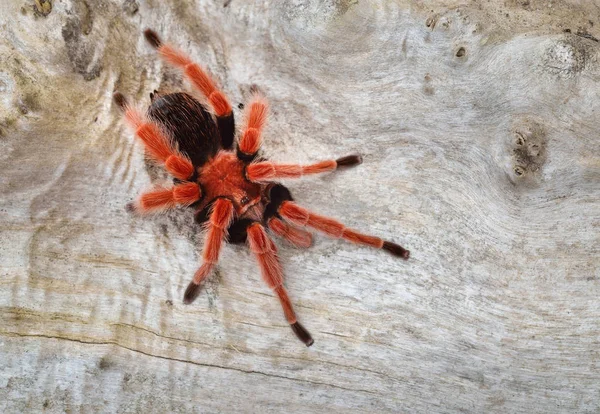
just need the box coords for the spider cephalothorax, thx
[114,29,410,346]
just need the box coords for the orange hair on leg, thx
[268,217,312,248]
[238,96,269,157]
[133,122,173,162]
[172,182,201,205]
[184,198,235,303]
[279,201,410,259]
[247,223,282,289]
[164,155,195,181]
[245,97,269,131]
[341,228,381,248]
[246,157,362,182]
[277,201,309,225]
[206,91,231,118]
[145,31,232,117]
[181,60,231,116]
[246,223,313,346]
[132,183,201,214]
[274,285,296,324]
[139,188,176,213]
[303,160,337,175]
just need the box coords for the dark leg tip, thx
[335,154,363,167]
[144,29,162,49]
[183,281,202,304]
[125,202,136,213]
[113,92,127,110]
[382,241,410,260]
[291,322,314,347]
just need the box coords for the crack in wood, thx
[113,322,406,384]
[1,331,379,396]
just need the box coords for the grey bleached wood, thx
[1,0,599,413]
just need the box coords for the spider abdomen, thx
[148,92,220,167]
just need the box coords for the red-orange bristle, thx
[246,162,275,181]
[247,223,272,254]
[246,99,268,131]
[306,214,344,238]
[158,44,193,67]
[275,286,296,324]
[269,218,312,248]
[303,160,336,174]
[239,128,261,155]
[210,199,235,228]
[203,229,224,263]
[185,64,217,97]
[136,123,173,162]
[173,182,200,205]
[342,229,383,248]
[279,202,309,226]
[139,188,175,212]
[165,155,194,181]
[208,91,232,117]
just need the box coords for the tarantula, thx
[113,29,410,346]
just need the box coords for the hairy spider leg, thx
[143,29,231,116]
[267,217,312,248]
[130,182,202,214]
[246,154,362,181]
[114,93,195,181]
[278,201,410,259]
[237,95,269,161]
[184,198,235,304]
[143,29,235,149]
[246,223,314,346]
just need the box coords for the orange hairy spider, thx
[113,29,410,346]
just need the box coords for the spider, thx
[113,29,410,346]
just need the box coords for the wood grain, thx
[1,1,599,412]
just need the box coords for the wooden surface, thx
[1,1,599,412]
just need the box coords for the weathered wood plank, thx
[1,1,599,412]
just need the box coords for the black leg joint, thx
[263,184,294,223]
[194,206,210,225]
[227,218,257,244]
[216,113,235,150]
[172,169,198,185]
[236,145,258,163]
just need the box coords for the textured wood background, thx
[1,0,599,412]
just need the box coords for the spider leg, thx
[259,184,312,248]
[267,217,313,248]
[224,214,312,248]
[128,182,202,214]
[246,222,314,346]
[278,201,410,259]
[144,29,235,149]
[184,198,235,304]
[246,155,362,182]
[114,93,195,181]
[236,95,268,162]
